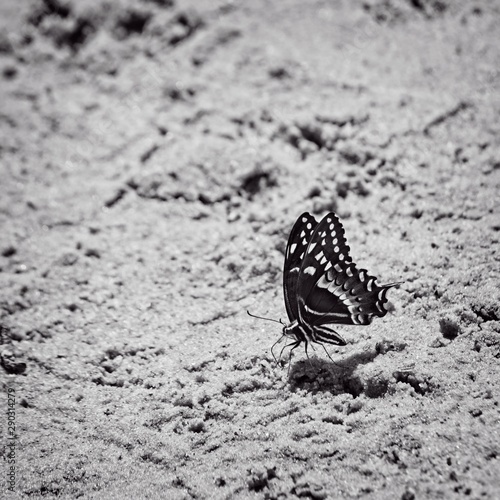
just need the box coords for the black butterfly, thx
[280,212,398,357]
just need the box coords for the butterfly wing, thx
[283,212,318,322]
[297,212,394,327]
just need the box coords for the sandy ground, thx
[1,0,500,498]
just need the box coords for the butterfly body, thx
[282,212,397,353]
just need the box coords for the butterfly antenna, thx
[384,281,405,289]
[247,310,283,325]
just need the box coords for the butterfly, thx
[279,212,398,358]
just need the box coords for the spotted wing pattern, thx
[283,212,318,323]
[295,212,395,327]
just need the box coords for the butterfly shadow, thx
[287,348,379,396]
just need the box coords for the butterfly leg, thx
[286,341,302,376]
[271,335,286,364]
[312,340,341,367]
[304,341,315,369]
[279,340,300,362]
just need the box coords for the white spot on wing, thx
[305,304,347,318]
[304,266,316,276]
[316,277,329,289]
[377,290,386,312]
[307,242,317,254]
[290,243,297,254]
